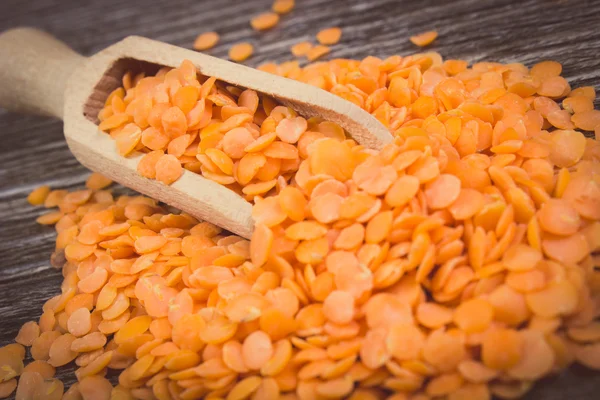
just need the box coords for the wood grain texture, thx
[0,0,599,397]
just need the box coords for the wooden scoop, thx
[0,27,392,238]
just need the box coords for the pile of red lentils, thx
[2,5,600,400]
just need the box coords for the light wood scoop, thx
[0,27,392,238]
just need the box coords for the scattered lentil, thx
[291,41,313,57]
[229,43,254,62]
[272,0,295,14]
[251,12,280,31]
[193,31,220,51]
[85,172,113,190]
[410,30,438,47]
[306,45,330,61]
[316,27,342,45]
[27,185,50,206]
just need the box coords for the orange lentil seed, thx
[155,154,183,185]
[291,42,313,57]
[85,172,113,190]
[229,43,254,62]
[251,12,280,31]
[0,379,17,398]
[27,185,51,206]
[194,31,220,51]
[15,321,40,346]
[316,27,342,45]
[272,0,295,14]
[410,30,438,47]
[306,45,330,62]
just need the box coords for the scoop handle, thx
[0,27,85,119]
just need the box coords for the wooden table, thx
[1,0,599,397]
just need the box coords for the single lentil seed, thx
[194,32,220,51]
[251,12,280,31]
[291,42,312,57]
[316,27,342,45]
[229,43,254,62]
[272,0,295,13]
[410,30,438,47]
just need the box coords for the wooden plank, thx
[0,0,599,398]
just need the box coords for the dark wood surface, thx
[1,0,599,398]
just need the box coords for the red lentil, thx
[272,0,295,14]
[306,45,330,61]
[291,41,313,57]
[410,30,438,47]
[229,43,254,62]
[251,12,280,31]
[316,27,342,45]
[193,31,220,51]
[11,41,600,400]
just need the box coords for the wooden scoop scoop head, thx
[0,28,392,238]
